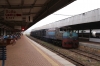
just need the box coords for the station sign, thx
[4,9,22,21]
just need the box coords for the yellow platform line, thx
[25,36,59,66]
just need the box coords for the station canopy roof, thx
[0,0,75,31]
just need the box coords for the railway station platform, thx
[0,35,75,66]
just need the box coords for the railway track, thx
[70,49,100,62]
[78,49,100,57]
[70,49,100,61]
[42,44,85,66]
[27,36,100,66]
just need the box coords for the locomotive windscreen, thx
[63,32,70,38]
[71,32,78,38]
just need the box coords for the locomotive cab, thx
[62,31,79,48]
[62,31,73,48]
[71,32,79,48]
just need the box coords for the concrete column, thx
[89,29,92,38]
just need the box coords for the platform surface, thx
[0,35,75,66]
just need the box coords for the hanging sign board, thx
[4,9,22,21]
[23,15,33,22]
[28,15,33,22]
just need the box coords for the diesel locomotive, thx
[30,28,79,48]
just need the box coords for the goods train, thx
[30,28,79,48]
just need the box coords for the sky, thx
[24,0,100,34]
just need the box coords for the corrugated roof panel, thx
[0,0,7,5]
[9,0,21,5]
[24,0,35,5]
[31,7,42,12]
[0,0,75,30]
[35,0,47,4]
[34,8,100,30]
[22,8,30,12]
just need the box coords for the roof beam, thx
[29,0,37,15]
[0,4,44,9]
[5,0,11,7]
[32,0,37,7]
